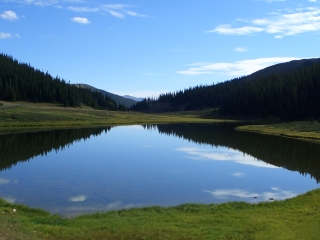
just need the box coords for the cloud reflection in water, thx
[176,147,278,168]
[69,195,88,202]
[204,188,296,201]
[0,178,10,185]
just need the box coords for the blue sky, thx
[1,0,320,98]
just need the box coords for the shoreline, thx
[0,189,319,239]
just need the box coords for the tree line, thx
[0,53,125,110]
[131,60,320,120]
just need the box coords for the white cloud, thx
[177,57,299,76]
[208,7,320,38]
[232,172,246,177]
[176,147,279,168]
[0,178,10,184]
[0,32,12,39]
[1,10,19,20]
[69,195,87,202]
[208,25,263,35]
[234,47,248,52]
[107,10,125,19]
[71,17,90,24]
[68,6,99,12]
[1,1,147,19]
[125,10,147,18]
[265,0,286,2]
[309,0,317,2]
[204,187,296,201]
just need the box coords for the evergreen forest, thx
[0,54,125,111]
[132,59,320,120]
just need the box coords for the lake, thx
[0,123,319,217]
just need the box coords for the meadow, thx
[1,101,320,239]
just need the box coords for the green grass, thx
[0,189,319,239]
[0,102,236,135]
[1,102,320,239]
[237,120,320,142]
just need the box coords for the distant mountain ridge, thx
[73,84,137,108]
[123,95,144,102]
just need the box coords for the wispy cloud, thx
[208,7,320,38]
[2,1,147,19]
[232,172,246,177]
[71,17,90,24]
[176,147,278,168]
[176,57,299,76]
[67,4,147,19]
[0,32,12,39]
[208,25,263,35]
[4,0,59,7]
[234,47,248,52]
[204,187,296,201]
[1,10,19,20]
[68,6,99,12]
[264,0,286,2]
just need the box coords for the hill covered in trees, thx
[72,83,137,108]
[0,54,125,111]
[131,58,320,120]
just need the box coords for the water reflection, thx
[152,123,320,182]
[0,127,111,171]
[0,124,319,216]
[203,188,296,202]
[176,147,278,168]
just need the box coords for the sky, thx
[1,0,320,98]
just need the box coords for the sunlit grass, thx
[237,121,320,142]
[0,189,319,239]
[0,102,235,135]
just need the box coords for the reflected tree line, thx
[143,123,320,183]
[1,124,320,183]
[0,127,111,171]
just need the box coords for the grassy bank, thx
[237,120,320,143]
[0,101,234,135]
[0,189,319,240]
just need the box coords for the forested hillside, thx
[72,83,137,108]
[131,59,320,120]
[0,54,125,111]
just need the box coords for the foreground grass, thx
[237,120,320,142]
[0,189,319,240]
[0,102,234,135]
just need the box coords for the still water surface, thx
[0,124,319,217]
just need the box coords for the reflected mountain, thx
[0,127,111,171]
[145,123,320,183]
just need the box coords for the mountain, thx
[122,95,144,102]
[131,58,320,120]
[73,84,137,108]
[245,58,320,80]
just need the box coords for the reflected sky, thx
[0,124,319,217]
[203,187,297,202]
[176,147,278,168]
